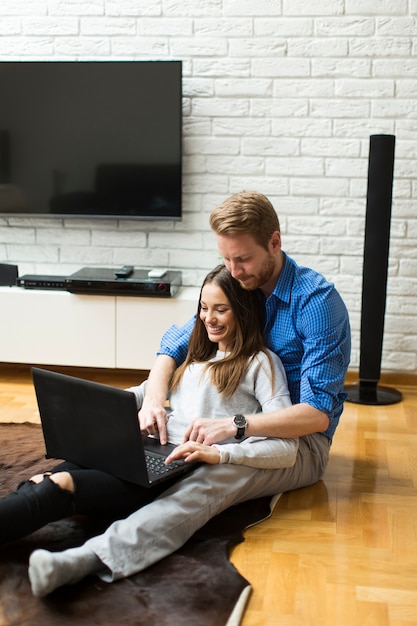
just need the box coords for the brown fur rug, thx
[0,423,276,626]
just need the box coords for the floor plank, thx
[231,384,417,626]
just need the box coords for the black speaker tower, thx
[345,134,402,405]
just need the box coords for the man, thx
[140,190,351,450]
[28,191,350,597]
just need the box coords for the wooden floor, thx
[1,364,417,625]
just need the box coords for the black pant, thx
[50,461,164,517]
[0,462,176,545]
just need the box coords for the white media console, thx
[0,286,199,370]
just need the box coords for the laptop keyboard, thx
[145,452,185,476]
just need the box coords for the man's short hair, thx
[209,191,280,250]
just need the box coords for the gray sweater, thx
[127,349,298,469]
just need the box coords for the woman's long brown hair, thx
[169,264,274,398]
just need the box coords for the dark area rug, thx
[0,423,276,626]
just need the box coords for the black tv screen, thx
[0,60,182,220]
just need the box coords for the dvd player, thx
[66,267,182,297]
[18,274,68,290]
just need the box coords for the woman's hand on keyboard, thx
[165,441,220,465]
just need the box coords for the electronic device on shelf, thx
[65,267,182,298]
[0,61,182,221]
[0,263,18,286]
[115,265,134,278]
[18,274,68,290]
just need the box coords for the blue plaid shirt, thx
[158,252,351,440]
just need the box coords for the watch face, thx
[234,414,246,428]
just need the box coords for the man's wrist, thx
[232,414,248,439]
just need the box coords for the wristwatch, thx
[233,414,248,440]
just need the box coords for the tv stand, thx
[0,286,198,370]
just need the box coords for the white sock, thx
[28,546,103,598]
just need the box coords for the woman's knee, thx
[30,472,75,493]
[49,472,75,492]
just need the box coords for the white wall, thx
[0,0,416,375]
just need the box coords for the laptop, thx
[32,367,197,488]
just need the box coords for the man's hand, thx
[183,417,234,446]
[165,441,220,465]
[138,404,169,444]
[137,354,176,445]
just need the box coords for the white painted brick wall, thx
[0,0,416,376]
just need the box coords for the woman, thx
[128,263,295,467]
[0,265,297,596]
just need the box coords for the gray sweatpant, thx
[86,433,331,582]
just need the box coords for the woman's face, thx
[199,282,237,352]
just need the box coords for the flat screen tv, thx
[0,60,182,220]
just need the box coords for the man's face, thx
[216,231,281,293]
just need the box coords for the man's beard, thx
[237,255,275,291]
